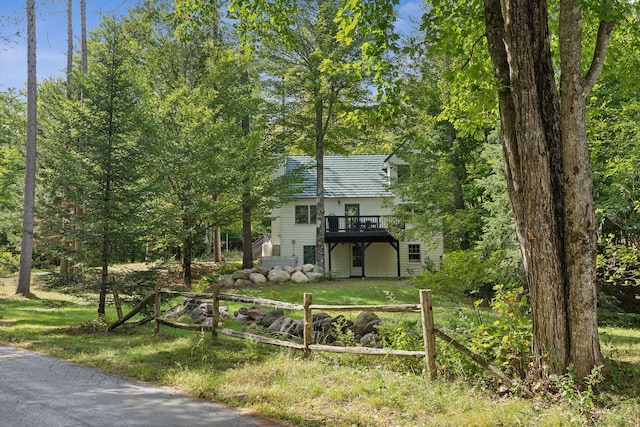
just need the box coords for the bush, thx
[436,285,533,382]
[0,251,18,277]
[412,249,525,298]
[596,235,640,316]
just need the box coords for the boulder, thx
[360,332,382,348]
[249,272,267,284]
[268,316,286,333]
[231,269,252,280]
[361,319,381,336]
[260,309,284,327]
[353,311,380,336]
[235,278,254,287]
[305,272,324,282]
[219,306,231,318]
[219,274,235,287]
[283,265,296,274]
[279,317,297,335]
[198,302,213,316]
[302,263,315,273]
[268,269,291,282]
[246,308,267,320]
[282,319,301,336]
[291,271,309,283]
[254,266,269,276]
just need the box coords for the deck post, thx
[420,289,437,380]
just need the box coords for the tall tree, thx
[40,17,151,314]
[226,0,386,272]
[16,0,37,296]
[481,0,613,379]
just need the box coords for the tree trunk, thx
[447,129,469,250]
[483,0,609,379]
[240,72,253,270]
[80,0,87,74]
[242,198,253,269]
[214,227,222,262]
[66,0,73,97]
[182,232,193,287]
[314,95,325,273]
[16,0,37,297]
[559,0,610,378]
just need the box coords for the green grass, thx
[2,276,640,426]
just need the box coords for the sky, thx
[0,0,423,91]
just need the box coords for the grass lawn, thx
[1,274,640,426]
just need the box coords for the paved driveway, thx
[0,345,281,427]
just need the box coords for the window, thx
[408,244,421,262]
[295,205,316,224]
[303,245,316,265]
[352,245,362,267]
[396,164,410,179]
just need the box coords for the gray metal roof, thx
[286,154,393,199]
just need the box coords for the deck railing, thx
[326,215,403,233]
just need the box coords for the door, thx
[350,244,363,277]
[345,203,360,230]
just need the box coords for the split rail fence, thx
[110,284,533,397]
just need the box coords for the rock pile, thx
[235,306,383,347]
[165,298,385,348]
[218,264,324,288]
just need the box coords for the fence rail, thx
[112,285,532,397]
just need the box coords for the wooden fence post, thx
[420,289,437,380]
[112,284,123,321]
[303,293,312,358]
[154,287,161,334]
[212,283,220,339]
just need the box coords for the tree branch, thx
[584,19,615,94]
[461,33,487,70]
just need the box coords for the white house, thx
[268,154,443,278]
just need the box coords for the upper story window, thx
[295,205,316,224]
[396,164,410,180]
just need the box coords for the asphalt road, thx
[0,345,281,427]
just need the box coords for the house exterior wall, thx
[271,196,443,278]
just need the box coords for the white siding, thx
[272,196,443,276]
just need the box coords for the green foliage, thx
[550,364,605,422]
[595,235,640,326]
[413,249,524,296]
[468,285,532,377]
[597,234,640,288]
[0,251,18,277]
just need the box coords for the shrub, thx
[596,235,640,316]
[0,250,18,277]
[412,249,525,298]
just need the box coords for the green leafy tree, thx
[223,0,395,272]
[0,91,25,276]
[390,58,489,251]
[423,0,634,379]
[40,18,151,314]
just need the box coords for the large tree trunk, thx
[242,195,253,269]
[16,0,37,297]
[60,0,73,275]
[314,95,325,273]
[483,0,610,379]
[182,232,193,287]
[240,74,254,270]
[214,227,222,262]
[559,0,611,378]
